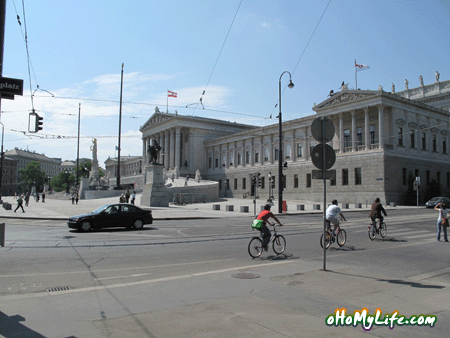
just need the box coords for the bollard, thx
[0,223,5,247]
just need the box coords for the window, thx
[245,151,250,164]
[344,129,351,148]
[261,176,265,189]
[398,127,403,146]
[208,157,212,168]
[255,151,259,163]
[242,177,246,190]
[357,127,363,146]
[342,169,349,185]
[229,153,233,166]
[285,144,291,159]
[415,169,419,179]
[234,178,237,190]
[443,137,447,154]
[437,172,440,186]
[403,168,407,185]
[294,174,299,188]
[422,132,426,150]
[264,148,269,161]
[215,158,219,168]
[355,168,362,185]
[219,180,222,190]
[297,144,303,157]
[370,125,375,144]
[222,155,226,166]
[306,173,311,188]
[426,170,430,185]
[237,153,242,165]
[330,170,336,186]
[275,148,279,161]
[433,135,437,152]
[410,130,416,148]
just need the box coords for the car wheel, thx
[133,219,144,230]
[80,220,92,232]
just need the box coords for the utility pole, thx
[116,63,124,189]
[0,0,6,202]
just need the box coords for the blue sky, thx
[2,0,450,166]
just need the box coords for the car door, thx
[119,205,135,228]
[97,205,121,229]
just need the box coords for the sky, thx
[2,0,450,167]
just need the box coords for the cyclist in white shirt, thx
[326,199,347,235]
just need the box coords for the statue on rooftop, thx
[435,71,440,83]
[405,79,409,90]
[419,75,424,86]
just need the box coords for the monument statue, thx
[89,138,100,185]
[405,79,409,90]
[147,138,162,164]
[391,83,395,93]
[435,71,440,83]
[195,169,202,183]
[419,75,424,86]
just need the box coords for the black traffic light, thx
[257,176,262,187]
[251,176,256,186]
[35,113,44,132]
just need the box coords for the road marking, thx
[402,233,435,239]
[94,273,153,280]
[407,267,450,281]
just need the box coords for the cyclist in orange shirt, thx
[256,204,283,251]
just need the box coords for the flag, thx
[355,61,370,71]
[168,90,177,98]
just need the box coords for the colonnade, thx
[142,127,186,170]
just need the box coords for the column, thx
[175,127,181,169]
[250,139,254,166]
[351,110,356,152]
[164,131,169,169]
[291,130,296,161]
[339,113,344,153]
[260,136,264,164]
[378,105,384,148]
[303,127,308,159]
[226,143,229,169]
[170,129,175,168]
[364,107,370,150]
[269,134,273,164]
[234,141,238,168]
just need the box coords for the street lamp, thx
[64,170,70,194]
[278,71,294,213]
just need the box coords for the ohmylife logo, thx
[326,308,437,331]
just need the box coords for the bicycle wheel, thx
[320,233,331,249]
[248,237,263,258]
[337,229,347,246]
[379,222,387,238]
[272,235,286,254]
[368,224,376,241]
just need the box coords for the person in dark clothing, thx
[24,193,30,206]
[370,198,387,230]
[14,196,25,213]
[125,190,130,203]
[255,204,283,251]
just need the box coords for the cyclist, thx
[256,204,283,251]
[370,198,387,232]
[325,199,346,235]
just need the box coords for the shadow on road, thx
[0,312,47,338]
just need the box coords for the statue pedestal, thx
[79,177,90,199]
[140,164,169,207]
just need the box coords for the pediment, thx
[140,109,175,131]
[315,91,377,109]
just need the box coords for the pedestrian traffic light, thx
[35,113,44,132]
[252,176,256,186]
[257,176,262,187]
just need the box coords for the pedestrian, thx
[14,195,25,213]
[171,173,175,182]
[25,192,30,206]
[71,193,75,205]
[131,191,136,205]
[42,192,45,203]
[119,194,125,203]
[13,192,17,199]
[434,202,449,242]
[184,177,188,186]
[36,193,40,203]
[125,190,130,203]
[75,192,79,205]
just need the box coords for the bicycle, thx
[320,220,347,249]
[368,218,387,240]
[248,223,286,258]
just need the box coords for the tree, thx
[49,171,76,192]
[18,161,46,192]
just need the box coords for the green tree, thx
[50,171,76,192]
[18,161,46,192]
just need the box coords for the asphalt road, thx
[1,207,447,297]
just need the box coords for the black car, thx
[425,197,450,208]
[68,204,153,232]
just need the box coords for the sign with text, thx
[0,77,24,96]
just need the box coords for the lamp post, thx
[64,170,70,194]
[0,121,4,203]
[278,71,294,213]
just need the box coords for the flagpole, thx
[355,59,357,90]
[167,90,169,114]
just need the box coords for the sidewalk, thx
[0,193,405,221]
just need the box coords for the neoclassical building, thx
[135,77,450,205]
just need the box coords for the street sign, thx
[0,77,24,96]
[312,169,336,180]
[311,143,336,170]
[311,116,335,143]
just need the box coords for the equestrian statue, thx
[147,139,162,164]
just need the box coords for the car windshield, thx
[429,197,440,202]
[92,205,110,214]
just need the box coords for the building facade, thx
[1,157,18,196]
[105,155,144,189]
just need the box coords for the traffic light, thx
[251,176,256,186]
[256,172,262,187]
[35,113,44,132]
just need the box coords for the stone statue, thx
[419,75,424,86]
[89,138,100,185]
[195,169,202,183]
[405,79,409,90]
[378,85,383,91]
[435,71,440,82]
[147,138,162,164]
[391,83,395,93]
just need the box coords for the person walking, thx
[131,191,136,205]
[36,193,40,203]
[42,192,45,203]
[14,195,25,213]
[125,190,130,203]
[71,193,75,204]
[434,202,449,242]
[24,192,30,207]
[75,192,79,205]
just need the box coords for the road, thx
[1,207,449,337]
